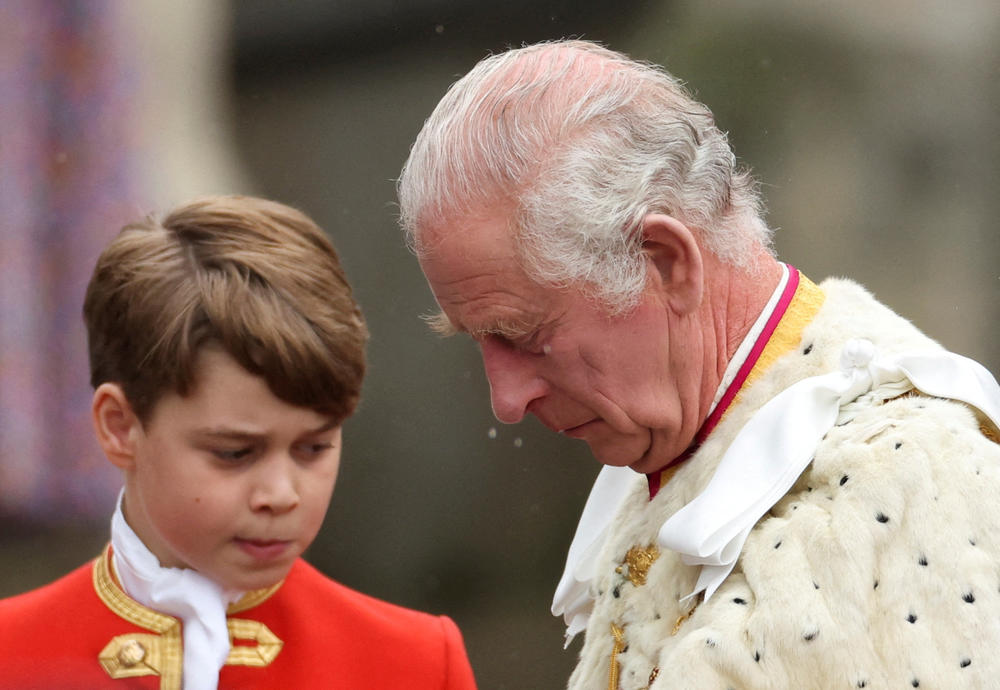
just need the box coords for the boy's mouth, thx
[234,538,291,561]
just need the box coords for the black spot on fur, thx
[907,613,917,623]
[918,555,928,566]
[612,586,620,598]
[895,442,903,449]
[840,475,849,486]
[876,512,890,523]
[803,630,818,642]
[960,658,972,668]
[803,344,813,355]
[963,592,975,603]
[774,541,782,549]
[813,581,820,590]
[754,651,761,663]
[912,680,919,687]
[874,580,879,590]
[733,597,747,605]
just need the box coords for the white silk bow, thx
[657,339,1000,602]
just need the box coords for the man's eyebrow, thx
[423,310,458,337]
[422,310,536,341]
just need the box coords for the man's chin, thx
[589,441,658,474]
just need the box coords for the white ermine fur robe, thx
[569,278,1000,690]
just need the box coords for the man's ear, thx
[640,213,704,315]
[92,383,142,470]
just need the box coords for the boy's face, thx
[117,347,341,592]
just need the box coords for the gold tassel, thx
[608,623,626,690]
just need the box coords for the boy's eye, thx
[298,441,334,457]
[213,447,254,462]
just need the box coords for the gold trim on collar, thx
[92,546,286,686]
[93,548,182,689]
[229,580,283,614]
[227,618,284,666]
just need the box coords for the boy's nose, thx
[250,456,300,514]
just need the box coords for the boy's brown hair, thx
[83,195,368,423]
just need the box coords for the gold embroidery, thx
[647,666,660,685]
[227,618,284,667]
[93,548,182,690]
[671,593,703,636]
[93,545,286,686]
[228,581,283,614]
[99,634,163,680]
[608,623,626,690]
[615,545,660,587]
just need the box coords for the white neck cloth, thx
[111,492,242,690]
[658,338,1000,602]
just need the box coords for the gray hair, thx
[398,40,773,312]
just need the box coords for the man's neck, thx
[699,251,784,424]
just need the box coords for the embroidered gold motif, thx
[615,545,661,587]
[227,618,284,667]
[648,666,660,685]
[99,634,163,680]
[608,623,626,690]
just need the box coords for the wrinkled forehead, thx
[417,212,521,281]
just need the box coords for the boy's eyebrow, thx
[191,418,340,440]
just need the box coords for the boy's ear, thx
[640,213,704,315]
[92,383,142,470]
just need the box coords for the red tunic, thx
[0,547,477,689]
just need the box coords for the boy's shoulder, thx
[0,557,97,624]
[226,558,478,688]
[249,557,458,641]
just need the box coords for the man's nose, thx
[479,337,547,424]
[250,455,300,514]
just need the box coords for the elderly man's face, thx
[419,216,703,474]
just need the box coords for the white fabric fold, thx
[551,464,636,646]
[657,339,1000,602]
[111,492,242,690]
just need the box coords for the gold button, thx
[117,639,146,667]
